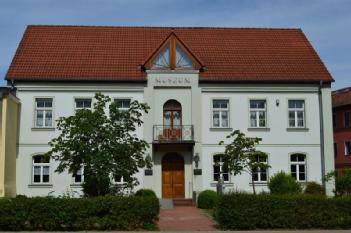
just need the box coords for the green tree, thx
[47,93,150,196]
[324,169,351,196]
[219,130,269,194]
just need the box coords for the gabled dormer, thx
[143,32,203,71]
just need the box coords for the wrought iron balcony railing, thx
[153,125,194,143]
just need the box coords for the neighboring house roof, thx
[332,87,351,108]
[5,25,333,83]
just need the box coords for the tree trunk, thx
[251,174,256,195]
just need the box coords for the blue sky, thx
[0,0,350,90]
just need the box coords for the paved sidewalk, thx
[158,206,218,231]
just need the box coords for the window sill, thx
[31,127,55,131]
[70,184,82,188]
[286,127,309,132]
[210,182,234,187]
[210,127,233,132]
[249,182,268,186]
[247,127,270,132]
[28,184,53,188]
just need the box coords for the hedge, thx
[0,196,159,231]
[216,193,351,230]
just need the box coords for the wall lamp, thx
[194,153,200,168]
[276,99,280,106]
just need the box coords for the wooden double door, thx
[162,153,184,198]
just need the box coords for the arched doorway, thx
[163,100,182,141]
[162,153,184,198]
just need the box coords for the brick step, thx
[173,198,194,206]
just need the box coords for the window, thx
[250,100,267,128]
[344,112,350,128]
[345,141,351,155]
[334,143,338,158]
[150,36,195,70]
[252,155,268,182]
[333,113,336,128]
[73,169,83,184]
[213,154,229,182]
[75,98,91,110]
[288,100,305,128]
[115,99,131,112]
[114,175,127,185]
[32,155,50,184]
[35,98,53,128]
[290,153,306,181]
[212,99,229,128]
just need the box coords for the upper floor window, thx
[212,99,229,128]
[290,153,306,181]
[288,100,305,128]
[334,143,338,158]
[344,112,350,128]
[345,141,351,155]
[333,113,336,128]
[250,100,266,128]
[150,35,198,70]
[35,98,53,128]
[252,154,268,182]
[115,99,131,112]
[75,98,92,110]
[213,154,229,182]
[32,155,50,184]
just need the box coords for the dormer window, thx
[147,33,201,70]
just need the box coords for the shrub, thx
[268,171,302,195]
[335,169,351,196]
[135,189,157,198]
[197,190,218,209]
[0,196,159,231]
[216,193,351,230]
[304,182,325,196]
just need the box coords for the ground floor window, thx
[290,153,306,181]
[252,154,268,182]
[32,155,50,184]
[73,168,83,184]
[213,154,229,182]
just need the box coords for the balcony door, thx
[163,100,182,140]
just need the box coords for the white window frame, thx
[72,168,84,184]
[34,98,53,128]
[290,153,307,182]
[249,99,267,128]
[32,155,51,184]
[213,154,230,183]
[252,155,268,182]
[74,98,92,110]
[211,99,230,128]
[288,99,305,128]
[115,98,131,112]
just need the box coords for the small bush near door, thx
[197,190,218,209]
[0,196,159,231]
[135,189,157,198]
[216,193,351,230]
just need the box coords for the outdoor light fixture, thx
[194,153,200,168]
[145,153,152,163]
[276,99,280,106]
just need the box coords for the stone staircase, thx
[173,198,194,206]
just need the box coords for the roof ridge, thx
[26,24,301,30]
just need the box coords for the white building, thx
[4,26,334,198]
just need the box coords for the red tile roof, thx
[333,87,351,108]
[5,25,333,82]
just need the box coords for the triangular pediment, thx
[144,32,203,71]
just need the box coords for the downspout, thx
[319,80,326,187]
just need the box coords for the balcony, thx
[153,125,194,143]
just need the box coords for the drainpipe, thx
[319,80,326,188]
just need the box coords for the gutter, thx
[319,80,326,187]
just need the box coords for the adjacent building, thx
[0,87,20,197]
[332,87,351,175]
[4,26,335,197]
